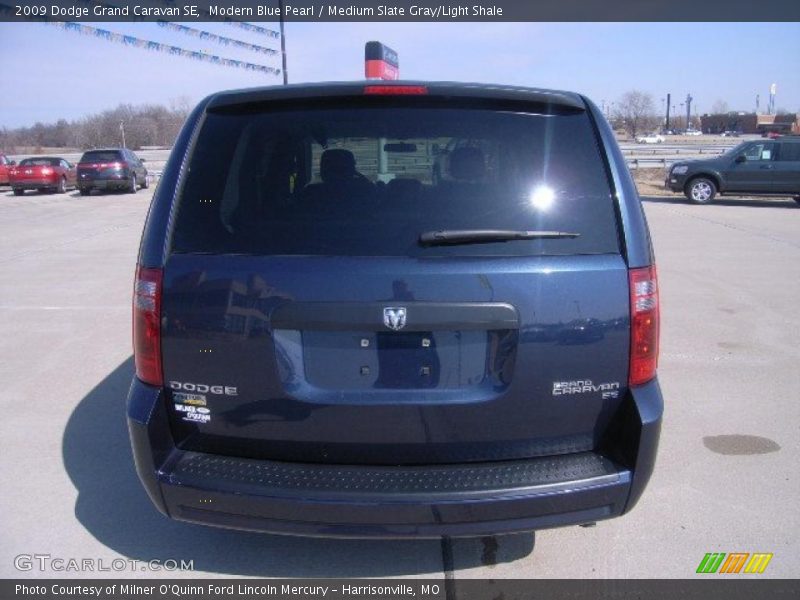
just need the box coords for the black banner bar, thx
[1,0,800,22]
[4,579,800,600]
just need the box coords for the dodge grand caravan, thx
[127,82,663,538]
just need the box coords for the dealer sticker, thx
[174,403,211,423]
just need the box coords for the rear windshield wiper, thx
[419,229,580,246]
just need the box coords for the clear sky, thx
[0,21,798,128]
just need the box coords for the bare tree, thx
[0,127,15,153]
[614,91,657,140]
[711,100,729,114]
[2,102,193,150]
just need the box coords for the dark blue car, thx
[128,82,663,538]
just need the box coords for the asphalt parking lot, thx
[0,187,798,580]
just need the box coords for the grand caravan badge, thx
[553,379,620,399]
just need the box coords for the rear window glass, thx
[171,106,618,257]
[19,158,60,166]
[80,151,122,163]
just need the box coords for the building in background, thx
[700,112,799,135]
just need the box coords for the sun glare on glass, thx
[530,185,555,211]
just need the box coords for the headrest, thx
[447,147,486,181]
[320,149,357,183]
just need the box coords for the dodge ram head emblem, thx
[383,307,407,331]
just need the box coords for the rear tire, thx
[142,173,150,189]
[685,177,717,204]
[128,174,137,194]
[794,196,800,205]
[12,188,24,196]
[57,176,66,194]
[79,188,91,196]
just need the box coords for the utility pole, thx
[278,0,288,85]
[756,94,760,114]
[665,93,671,130]
[120,121,126,148]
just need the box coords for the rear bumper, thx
[79,181,129,191]
[11,178,58,189]
[127,378,662,538]
[78,174,130,190]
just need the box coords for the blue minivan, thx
[128,82,663,538]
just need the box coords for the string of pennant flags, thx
[157,22,278,56]
[224,20,281,39]
[134,0,282,38]
[0,1,282,75]
[69,0,281,39]
[53,21,281,76]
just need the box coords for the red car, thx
[0,153,15,186]
[9,157,77,195]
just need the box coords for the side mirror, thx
[735,155,746,164]
[139,158,146,163]
[9,160,16,166]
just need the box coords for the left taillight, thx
[133,266,163,386]
[629,265,660,386]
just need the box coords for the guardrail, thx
[621,147,729,155]
[627,158,676,169]
[625,149,729,169]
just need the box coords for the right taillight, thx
[629,265,660,386]
[133,265,163,386]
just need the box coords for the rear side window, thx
[80,150,122,163]
[778,143,800,162]
[171,105,618,257]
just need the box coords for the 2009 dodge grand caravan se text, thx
[127,82,663,538]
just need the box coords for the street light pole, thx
[278,0,288,85]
